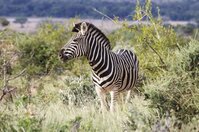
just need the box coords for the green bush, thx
[0,113,14,132]
[17,22,71,77]
[144,40,199,123]
[59,75,96,106]
[17,21,91,77]
[14,17,28,28]
[110,24,180,79]
[17,116,42,132]
[0,105,43,132]
[0,17,9,26]
[109,0,190,79]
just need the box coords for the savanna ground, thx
[0,1,199,132]
[1,17,193,34]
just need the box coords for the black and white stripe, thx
[59,22,139,112]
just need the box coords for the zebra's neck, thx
[85,30,114,78]
[87,43,109,68]
[85,26,113,78]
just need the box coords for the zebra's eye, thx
[73,39,78,42]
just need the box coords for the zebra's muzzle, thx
[59,49,69,62]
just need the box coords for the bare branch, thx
[0,49,24,103]
[92,8,119,25]
[135,12,147,22]
[0,93,5,102]
[144,40,166,65]
[137,14,147,22]
[0,87,16,102]
[3,60,7,87]
[8,68,26,81]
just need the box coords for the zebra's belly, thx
[92,72,134,93]
[92,73,119,93]
[93,80,117,93]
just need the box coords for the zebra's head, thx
[59,22,89,62]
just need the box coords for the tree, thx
[0,17,9,27]
[14,17,28,28]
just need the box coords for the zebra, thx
[59,22,139,112]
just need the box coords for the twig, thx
[135,10,147,22]
[0,87,16,101]
[92,8,119,25]
[145,40,165,65]
[137,14,147,22]
[140,10,160,40]
[0,56,26,102]
[93,8,165,66]
[135,10,165,65]
[7,68,26,81]
[3,60,6,87]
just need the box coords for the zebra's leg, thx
[95,87,108,111]
[110,91,118,112]
[125,90,131,104]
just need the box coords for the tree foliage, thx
[17,22,70,77]
[0,17,9,27]
[13,17,28,28]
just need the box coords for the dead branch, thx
[0,87,16,102]
[0,57,26,102]
[7,68,26,81]
[144,39,166,65]
[92,8,119,25]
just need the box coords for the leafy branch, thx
[133,0,165,66]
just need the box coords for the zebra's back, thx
[116,49,139,92]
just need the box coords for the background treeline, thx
[0,0,199,21]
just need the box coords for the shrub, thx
[125,96,157,131]
[0,113,14,132]
[17,20,90,77]
[0,17,9,27]
[59,75,96,106]
[17,22,71,77]
[109,1,183,79]
[17,116,42,132]
[144,40,199,123]
[0,103,43,132]
[14,17,27,28]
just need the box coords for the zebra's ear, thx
[72,23,80,32]
[80,22,88,35]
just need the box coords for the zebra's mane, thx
[72,22,111,50]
